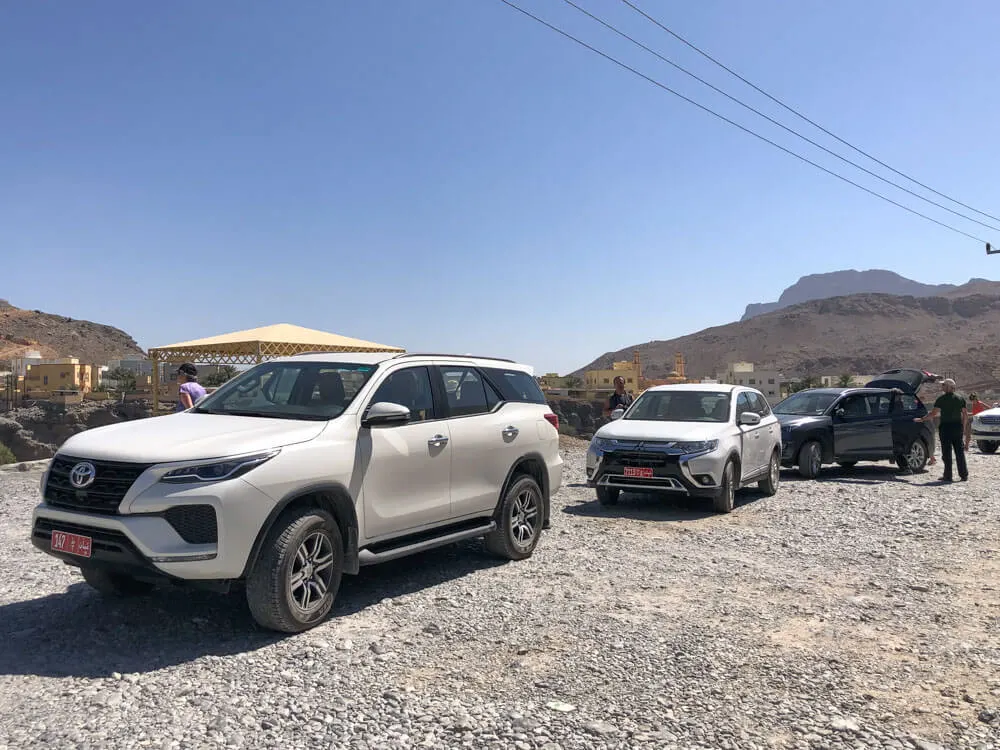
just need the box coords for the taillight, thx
[544,412,559,430]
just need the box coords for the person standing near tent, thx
[176,363,207,412]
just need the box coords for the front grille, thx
[605,451,672,468]
[164,505,218,544]
[979,415,1000,425]
[44,455,152,515]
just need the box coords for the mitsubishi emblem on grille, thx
[69,461,97,489]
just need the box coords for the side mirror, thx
[610,408,625,421]
[738,411,761,426]
[362,401,411,428]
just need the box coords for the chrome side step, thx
[357,522,496,566]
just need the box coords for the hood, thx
[56,412,328,464]
[775,413,830,429]
[865,368,941,394]
[596,419,727,442]
[974,406,1000,418]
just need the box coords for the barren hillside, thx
[574,282,1000,389]
[0,299,145,365]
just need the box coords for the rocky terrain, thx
[1,438,997,749]
[0,298,144,364]
[576,282,1000,389]
[0,401,152,462]
[740,270,987,321]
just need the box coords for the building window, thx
[768,378,775,385]
[749,379,756,385]
[43,376,48,385]
[603,378,610,385]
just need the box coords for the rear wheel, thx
[81,568,155,597]
[797,441,822,479]
[758,450,780,497]
[713,460,736,513]
[246,508,344,633]
[896,437,928,472]
[977,440,999,454]
[485,475,543,560]
[596,486,620,506]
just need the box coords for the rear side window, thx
[484,368,547,404]
[442,368,490,417]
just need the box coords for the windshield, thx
[193,361,377,420]
[773,391,839,416]
[625,391,731,422]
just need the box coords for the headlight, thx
[590,437,615,452]
[160,450,280,484]
[674,439,719,455]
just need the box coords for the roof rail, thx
[390,352,517,364]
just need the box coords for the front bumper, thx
[585,446,723,498]
[972,429,1000,442]
[31,475,277,581]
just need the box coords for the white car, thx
[31,352,563,632]
[970,406,1000,453]
[585,384,781,512]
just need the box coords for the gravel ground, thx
[1,437,998,750]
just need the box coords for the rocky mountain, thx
[740,270,991,321]
[0,298,145,365]
[574,281,1000,389]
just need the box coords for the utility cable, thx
[561,0,1000,233]
[496,0,990,244]
[619,0,1000,225]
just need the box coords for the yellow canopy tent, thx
[147,323,405,412]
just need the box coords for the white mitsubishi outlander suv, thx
[31,352,563,632]
[586,384,781,512]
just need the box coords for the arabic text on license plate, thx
[51,531,93,558]
[624,466,654,479]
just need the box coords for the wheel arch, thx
[495,453,550,529]
[242,482,361,578]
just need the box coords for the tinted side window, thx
[483,368,546,404]
[838,394,870,418]
[442,368,489,417]
[871,393,892,416]
[485,379,502,410]
[736,392,753,418]
[897,394,920,412]
[370,367,435,422]
[748,392,771,416]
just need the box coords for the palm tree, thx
[837,373,854,387]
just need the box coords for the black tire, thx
[246,508,344,633]
[896,437,928,473]
[486,475,543,560]
[80,567,155,597]
[837,461,857,469]
[977,440,999,454]
[596,486,620,506]
[758,450,780,497]
[713,460,736,513]
[797,441,822,479]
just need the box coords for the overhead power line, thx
[619,0,1000,225]
[497,0,991,244]
[560,0,1000,233]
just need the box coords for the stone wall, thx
[548,397,609,439]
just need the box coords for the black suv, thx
[774,368,941,478]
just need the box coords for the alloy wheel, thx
[289,531,336,613]
[907,441,926,471]
[510,488,539,549]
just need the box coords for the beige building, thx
[818,374,878,388]
[716,361,781,401]
[24,358,99,398]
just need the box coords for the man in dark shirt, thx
[915,378,968,482]
[608,376,634,414]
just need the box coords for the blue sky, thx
[3,1,999,375]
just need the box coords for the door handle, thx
[428,434,449,448]
[502,425,519,439]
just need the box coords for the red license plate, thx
[623,466,654,479]
[51,530,93,558]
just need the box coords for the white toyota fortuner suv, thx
[31,352,563,632]
[586,384,781,512]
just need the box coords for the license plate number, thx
[624,466,654,479]
[51,531,92,558]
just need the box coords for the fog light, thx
[696,475,714,486]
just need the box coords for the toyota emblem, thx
[69,461,97,489]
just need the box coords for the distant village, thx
[538,351,882,405]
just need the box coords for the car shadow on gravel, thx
[561,490,770,521]
[0,541,504,679]
[780,465,911,485]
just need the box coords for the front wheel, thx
[486,475,543,560]
[977,440,999,454]
[246,508,344,633]
[81,568,155,597]
[713,460,736,513]
[896,437,928,473]
[797,441,823,479]
[758,450,780,497]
